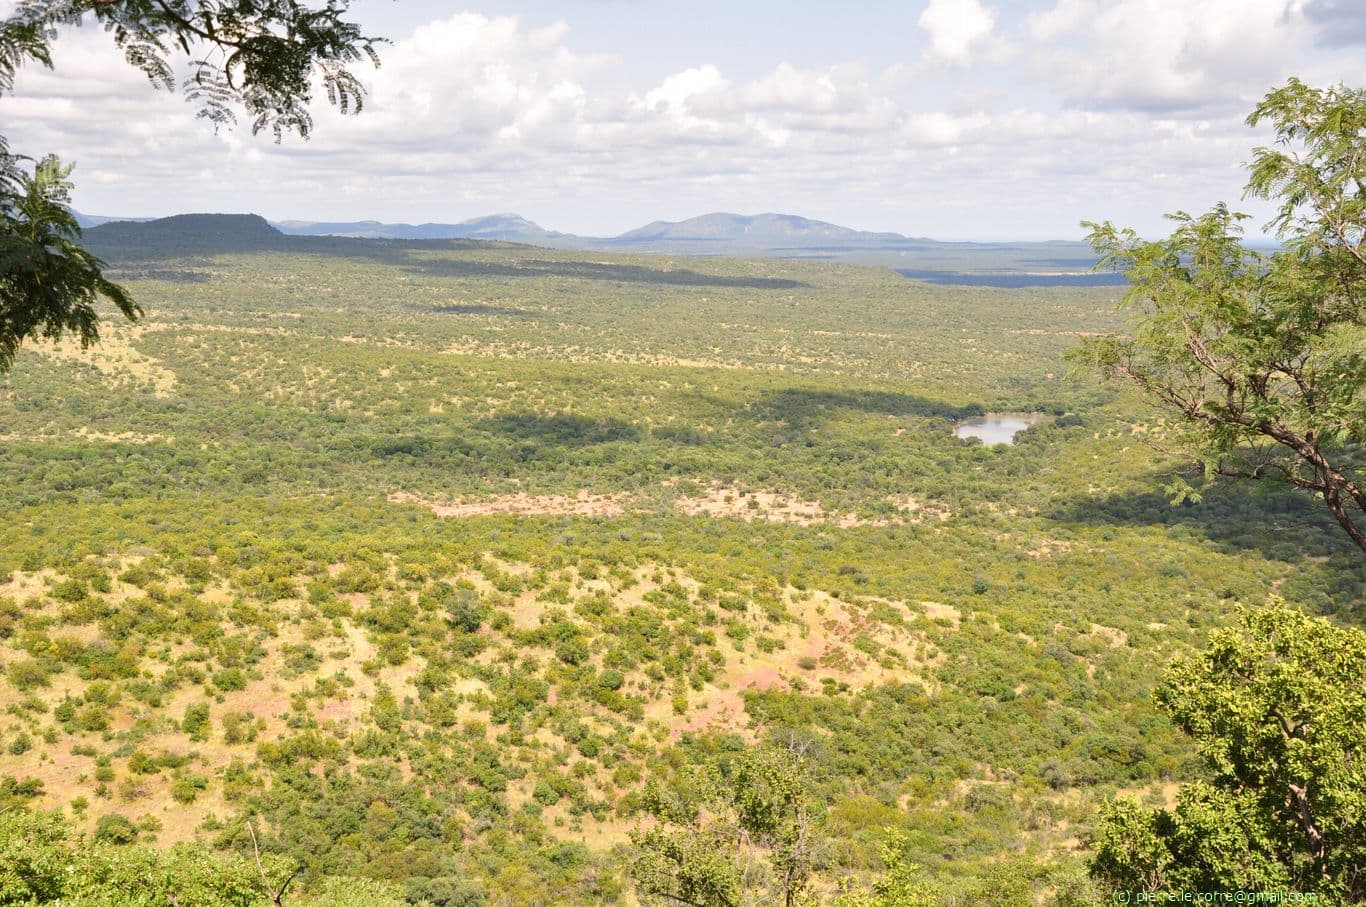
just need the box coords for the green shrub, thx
[93,813,138,844]
[6,659,53,691]
[170,773,208,804]
[182,702,211,740]
[211,668,246,692]
[302,875,414,907]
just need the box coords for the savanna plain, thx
[0,226,1359,904]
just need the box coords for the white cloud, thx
[905,111,984,145]
[918,0,1000,66]
[1025,0,1095,40]
[735,63,864,114]
[2,3,1363,237]
[1030,0,1313,113]
[643,65,728,113]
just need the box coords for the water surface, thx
[955,413,1051,445]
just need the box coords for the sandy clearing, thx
[32,327,176,396]
[676,484,950,527]
[389,490,627,518]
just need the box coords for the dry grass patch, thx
[0,428,168,444]
[389,490,628,518]
[32,326,176,396]
[657,588,939,740]
[674,484,951,527]
[888,495,953,523]
[676,485,829,524]
[1089,623,1129,648]
[674,483,873,527]
[919,600,962,628]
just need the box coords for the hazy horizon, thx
[76,207,1291,246]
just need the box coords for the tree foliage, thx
[0,809,279,905]
[631,744,823,907]
[1091,601,1366,900]
[0,155,139,371]
[1073,79,1366,552]
[0,0,381,371]
[0,0,381,139]
[833,830,934,907]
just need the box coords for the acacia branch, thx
[1215,461,1326,493]
[141,0,239,50]
[247,818,300,907]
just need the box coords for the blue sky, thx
[4,0,1366,239]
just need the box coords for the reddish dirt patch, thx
[389,490,627,518]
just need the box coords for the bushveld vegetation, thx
[0,225,1359,904]
[1,0,1360,889]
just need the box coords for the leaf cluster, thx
[1091,602,1366,900]
[1,0,382,139]
[0,156,139,371]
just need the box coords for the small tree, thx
[1073,79,1365,553]
[631,744,823,907]
[1090,601,1366,900]
[833,830,934,907]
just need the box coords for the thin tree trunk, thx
[1321,480,1366,553]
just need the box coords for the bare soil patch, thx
[675,484,951,527]
[389,490,628,518]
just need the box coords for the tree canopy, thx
[1073,79,1366,553]
[1091,601,1366,900]
[0,0,381,372]
[631,743,822,907]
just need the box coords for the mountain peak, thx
[614,212,906,244]
[85,213,283,249]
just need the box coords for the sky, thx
[4,0,1366,239]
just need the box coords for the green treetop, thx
[1091,601,1366,900]
[1073,79,1365,553]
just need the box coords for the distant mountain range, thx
[260,210,929,253]
[271,213,564,243]
[609,212,912,246]
[79,209,1079,255]
[77,210,1122,283]
[83,213,297,256]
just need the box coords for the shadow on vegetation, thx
[747,387,981,430]
[89,231,493,266]
[473,413,642,448]
[370,434,473,459]
[105,268,214,284]
[896,269,1127,288]
[86,221,811,291]
[405,257,810,290]
[431,304,535,317]
[1051,480,1358,564]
